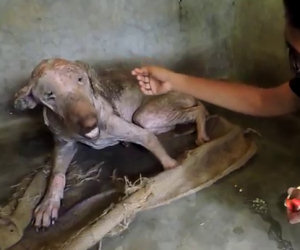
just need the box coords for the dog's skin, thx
[14,58,209,229]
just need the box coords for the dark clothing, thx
[290,77,300,97]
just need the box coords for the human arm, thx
[132,66,300,117]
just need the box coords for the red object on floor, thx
[285,198,300,212]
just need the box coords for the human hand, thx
[131,66,174,95]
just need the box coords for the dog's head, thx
[14,58,100,139]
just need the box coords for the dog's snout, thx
[63,94,99,138]
[80,115,98,134]
[80,115,97,131]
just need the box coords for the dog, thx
[14,58,209,228]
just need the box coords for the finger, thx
[138,81,147,88]
[149,78,159,93]
[137,75,146,82]
[137,75,151,83]
[139,84,148,94]
[131,69,138,75]
[132,68,149,76]
[131,69,143,76]
[140,89,148,95]
[287,209,300,224]
[139,67,150,76]
[133,68,144,74]
[288,187,296,196]
[140,87,153,95]
[144,83,152,90]
[140,86,148,93]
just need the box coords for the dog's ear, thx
[14,78,38,110]
[14,59,52,111]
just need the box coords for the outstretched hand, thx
[131,66,174,95]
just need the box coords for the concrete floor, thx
[1,109,300,250]
[101,109,300,250]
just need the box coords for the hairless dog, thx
[14,58,209,229]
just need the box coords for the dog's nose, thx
[80,115,98,135]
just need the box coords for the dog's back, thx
[94,68,146,121]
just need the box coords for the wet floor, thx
[1,109,300,250]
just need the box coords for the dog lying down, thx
[14,58,209,229]
[0,116,256,250]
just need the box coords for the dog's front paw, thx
[195,132,210,146]
[162,158,178,170]
[34,197,61,229]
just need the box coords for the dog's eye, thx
[44,91,55,101]
[78,77,84,85]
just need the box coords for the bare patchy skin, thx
[14,58,209,229]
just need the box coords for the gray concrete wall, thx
[0,0,290,123]
[232,0,290,85]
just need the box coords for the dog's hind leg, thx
[133,93,209,145]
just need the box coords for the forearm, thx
[53,140,77,174]
[45,141,77,200]
[169,73,298,116]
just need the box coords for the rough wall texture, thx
[232,0,290,85]
[0,0,290,123]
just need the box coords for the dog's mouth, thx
[84,127,100,139]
